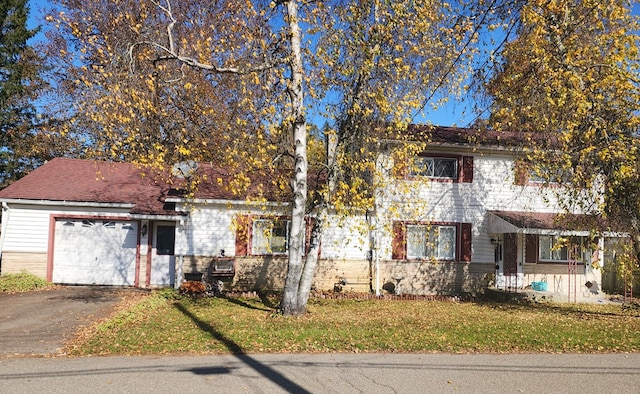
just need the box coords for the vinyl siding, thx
[1,204,130,254]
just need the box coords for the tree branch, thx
[128,0,275,75]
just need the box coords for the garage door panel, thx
[53,219,138,286]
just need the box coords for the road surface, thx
[1,353,638,393]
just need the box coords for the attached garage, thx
[52,218,138,286]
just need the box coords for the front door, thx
[151,223,176,286]
[503,233,519,289]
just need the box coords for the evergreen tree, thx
[0,0,41,186]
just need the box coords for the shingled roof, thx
[0,126,545,213]
[407,125,557,148]
[0,158,293,214]
[0,158,178,215]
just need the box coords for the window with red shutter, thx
[392,221,471,261]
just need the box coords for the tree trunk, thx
[296,213,324,313]
[280,0,308,316]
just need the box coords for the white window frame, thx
[411,157,458,180]
[252,219,290,255]
[538,235,568,262]
[539,235,592,263]
[406,224,456,260]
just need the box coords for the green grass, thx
[0,272,55,293]
[67,292,640,356]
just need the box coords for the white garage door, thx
[52,219,138,286]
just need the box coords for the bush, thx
[0,271,54,293]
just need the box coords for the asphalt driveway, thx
[0,286,127,357]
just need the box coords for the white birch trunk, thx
[280,0,309,316]
[296,211,324,313]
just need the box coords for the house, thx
[0,126,618,299]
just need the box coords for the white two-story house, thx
[0,126,614,299]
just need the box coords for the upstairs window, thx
[401,154,473,183]
[515,160,573,186]
[412,157,458,179]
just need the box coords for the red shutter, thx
[514,159,528,185]
[460,223,472,261]
[235,215,251,256]
[391,221,406,260]
[525,234,539,263]
[460,156,474,183]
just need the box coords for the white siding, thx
[178,203,370,261]
[375,151,589,264]
[177,203,292,257]
[1,204,131,254]
[178,205,237,256]
[321,215,370,260]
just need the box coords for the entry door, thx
[503,233,519,289]
[150,223,176,286]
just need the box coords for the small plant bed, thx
[66,290,640,356]
[0,272,57,293]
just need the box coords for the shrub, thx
[0,271,54,293]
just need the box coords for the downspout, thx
[375,226,380,296]
[176,217,185,289]
[366,209,375,294]
[0,202,9,263]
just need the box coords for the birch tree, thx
[45,0,496,315]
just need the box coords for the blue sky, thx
[26,0,640,128]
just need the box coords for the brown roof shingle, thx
[0,158,176,215]
[0,158,293,213]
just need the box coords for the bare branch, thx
[128,0,275,75]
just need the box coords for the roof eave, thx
[0,198,136,209]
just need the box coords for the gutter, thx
[164,197,288,207]
[0,198,135,209]
[0,202,9,263]
[129,214,186,221]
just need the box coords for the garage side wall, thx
[1,252,48,278]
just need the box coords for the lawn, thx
[66,290,640,355]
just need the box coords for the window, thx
[527,234,593,264]
[539,235,568,262]
[156,225,175,255]
[392,221,472,261]
[412,157,458,179]
[406,224,456,260]
[252,219,289,255]
[236,215,316,257]
[403,155,473,183]
[515,160,572,185]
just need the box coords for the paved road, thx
[1,353,638,393]
[0,287,125,356]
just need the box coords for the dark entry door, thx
[502,233,519,289]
